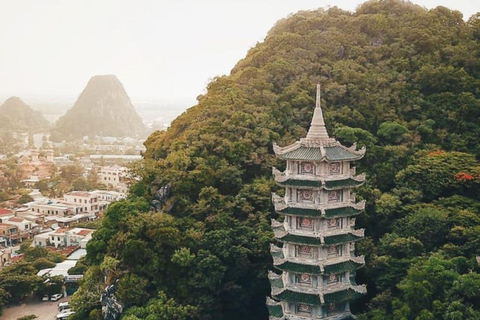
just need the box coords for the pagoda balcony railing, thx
[273,254,365,269]
[272,193,366,213]
[272,167,366,184]
[283,313,323,320]
[285,312,353,320]
[282,226,365,239]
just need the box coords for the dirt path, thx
[1,296,70,320]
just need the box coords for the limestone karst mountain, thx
[52,75,146,140]
[0,96,50,132]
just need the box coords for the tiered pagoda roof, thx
[267,84,367,320]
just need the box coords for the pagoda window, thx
[296,303,313,316]
[296,245,314,258]
[327,218,341,229]
[297,217,314,230]
[297,189,314,203]
[329,162,342,175]
[327,245,342,257]
[326,302,346,316]
[325,273,341,285]
[328,190,343,203]
[295,273,313,287]
[299,162,314,175]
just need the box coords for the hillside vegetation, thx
[71,1,480,319]
[0,97,49,133]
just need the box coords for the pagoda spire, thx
[306,83,329,140]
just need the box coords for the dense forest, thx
[70,1,480,319]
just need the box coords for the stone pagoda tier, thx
[267,84,367,320]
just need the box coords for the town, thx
[0,136,142,318]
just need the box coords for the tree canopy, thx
[71,1,480,319]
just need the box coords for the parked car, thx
[50,293,63,301]
[42,295,49,301]
[55,311,75,320]
[58,302,70,312]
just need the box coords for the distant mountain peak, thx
[52,75,146,140]
[0,96,49,133]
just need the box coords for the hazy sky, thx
[0,0,478,105]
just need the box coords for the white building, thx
[63,191,100,215]
[28,202,73,217]
[98,165,129,193]
[47,227,94,248]
[34,230,56,247]
[91,190,125,202]
[1,217,38,234]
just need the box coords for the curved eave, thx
[276,179,322,188]
[275,257,365,275]
[324,145,366,162]
[277,206,323,217]
[324,176,366,190]
[324,287,366,304]
[324,232,363,246]
[276,233,322,246]
[266,297,284,319]
[324,260,364,275]
[325,205,364,218]
[273,143,365,162]
[267,304,284,319]
[273,289,321,306]
[275,261,322,274]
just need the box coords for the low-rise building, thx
[33,230,56,247]
[0,208,14,220]
[46,227,94,248]
[2,217,38,236]
[91,190,125,202]
[98,165,129,193]
[0,223,24,244]
[44,213,95,228]
[28,202,72,217]
[65,228,93,249]
[63,191,100,215]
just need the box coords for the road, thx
[1,296,70,320]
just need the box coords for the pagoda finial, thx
[306,83,329,140]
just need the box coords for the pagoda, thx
[267,84,367,320]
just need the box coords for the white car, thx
[58,302,70,312]
[50,293,63,301]
[42,295,49,301]
[56,311,75,320]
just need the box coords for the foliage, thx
[73,1,480,319]
[17,194,34,204]
[16,315,37,320]
[121,291,197,320]
[0,263,42,306]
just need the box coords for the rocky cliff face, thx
[54,75,146,139]
[0,97,50,132]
